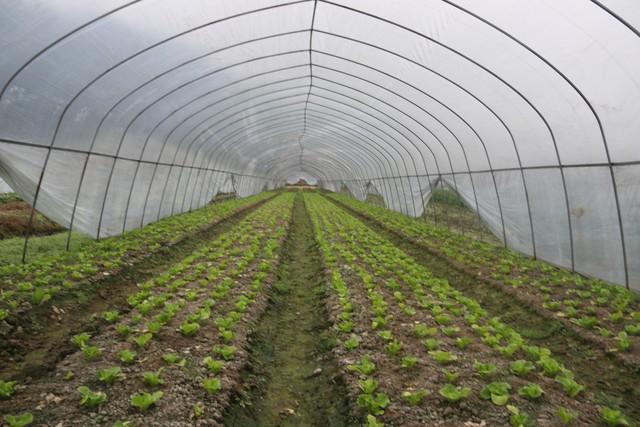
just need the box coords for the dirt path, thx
[224,193,355,427]
[327,195,640,422]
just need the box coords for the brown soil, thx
[0,201,64,239]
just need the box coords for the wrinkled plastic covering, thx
[0,0,638,289]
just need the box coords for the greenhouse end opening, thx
[0,1,639,426]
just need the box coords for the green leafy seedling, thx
[474,361,497,378]
[98,367,125,384]
[3,413,33,427]
[0,380,17,399]
[359,378,378,394]
[71,332,91,348]
[439,384,471,403]
[518,383,543,400]
[556,375,584,397]
[600,407,629,427]
[402,389,429,406]
[349,355,376,375]
[507,405,533,427]
[179,321,200,337]
[202,377,221,395]
[202,356,224,374]
[357,392,390,416]
[429,350,457,365]
[213,344,236,361]
[82,345,102,361]
[119,349,137,364]
[133,333,153,348]
[510,360,535,377]
[142,369,164,387]
[556,406,579,425]
[78,386,106,407]
[480,382,511,406]
[102,310,120,323]
[130,391,163,411]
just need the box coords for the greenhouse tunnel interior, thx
[0,0,639,291]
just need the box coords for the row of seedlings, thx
[326,193,640,364]
[0,192,274,323]
[0,193,294,426]
[306,193,629,427]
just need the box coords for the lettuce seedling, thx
[422,338,440,351]
[142,369,164,387]
[616,332,631,352]
[401,356,418,369]
[413,323,437,338]
[358,378,378,394]
[116,324,132,337]
[455,337,472,349]
[213,344,236,361]
[219,329,234,343]
[130,391,163,411]
[179,321,200,337]
[119,349,137,364]
[556,406,578,425]
[113,421,133,427]
[537,356,562,377]
[77,386,106,407]
[442,369,459,384]
[71,332,91,349]
[3,412,33,427]
[555,375,584,397]
[365,414,383,427]
[510,360,535,377]
[97,367,124,384]
[202,377,221,395]
[507,405,533,427]
[0,380,17,399]
[349,355,376,375]
[102,310,120,323]
[473,362,496,378]
[356,392,390,416]
[82,345,102,361]
[385,340,402,356]
[438,384,470,403]
[518,383,543,400]
[344,336,360,351]
[480,382,511,406]
[162,353,185,367]
[402,389,429,406]
[600,407,629,426]
[133,333,153,348]
[202,356,224,374]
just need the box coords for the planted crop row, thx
[326,193,640,365]
[0,193,294,426]
[0,192,274,323]
[306,193,628,426]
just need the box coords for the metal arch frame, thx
[183,111,398,215]
[95,60,312,238]
[135,70,311,228]
[184,119,389,211]
[312,30,516,243]
[8,0,628,283]
[165,91,415,217]
[321,0,624,281]
[201,99,415,215]
[317,2,543,258]
[121,75,308,229]
[259,144,370,186]
[67,33,313,243]
[198,110,401,209]
[311,55,482,224]
[15,0,313,259]
[197,125,382,198]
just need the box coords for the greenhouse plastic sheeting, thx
[0,0,639,290]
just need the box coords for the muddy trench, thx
[224,193,355,427]
[326,195,640,422]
